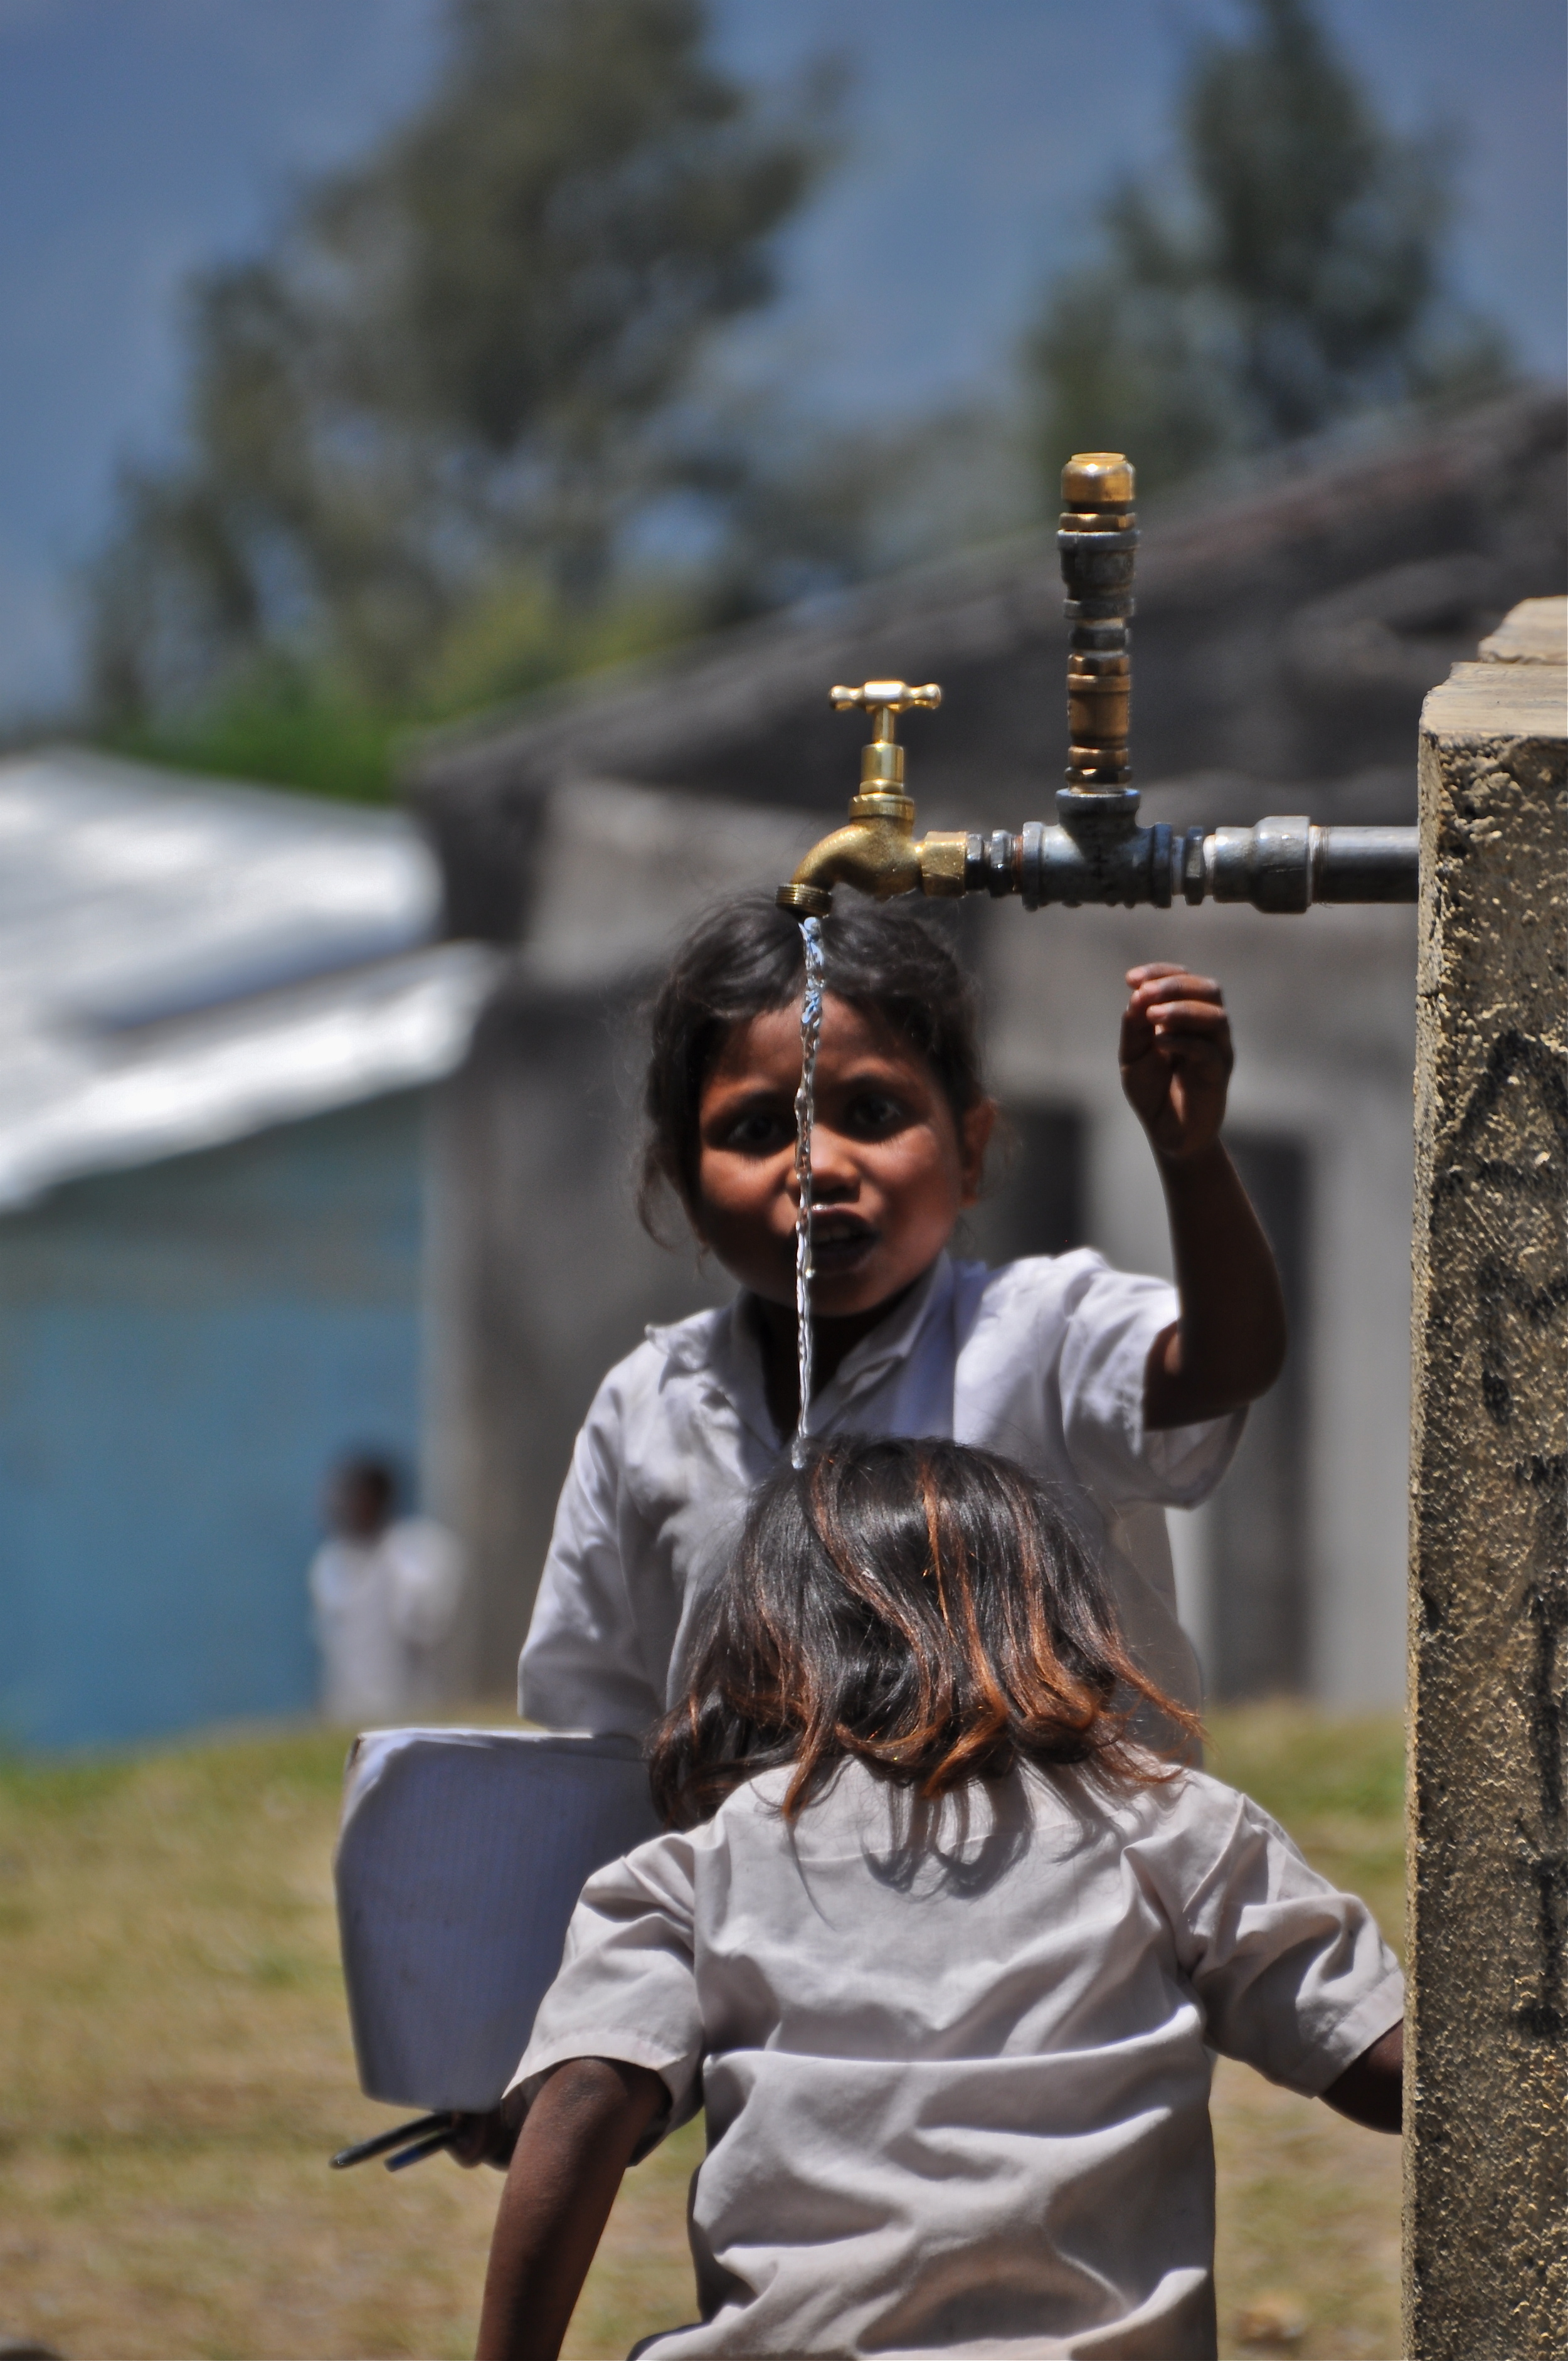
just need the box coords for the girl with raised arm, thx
[521,895,1286,1738]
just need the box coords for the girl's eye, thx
[849,1093,906,1137]
[723,1108,789,1152]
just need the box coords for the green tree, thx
[89,0,834,748]
[1027,0,1510,497]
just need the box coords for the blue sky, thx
[0,0,1562,718]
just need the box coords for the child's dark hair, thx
[649,1436,1199,1828]
[638,892,985,1236]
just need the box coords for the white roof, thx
[0,746,495,1209]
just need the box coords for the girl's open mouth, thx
[809,1215,877,1271]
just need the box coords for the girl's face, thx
[693,993,994,1320]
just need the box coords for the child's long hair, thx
[649,1436,1200,1828]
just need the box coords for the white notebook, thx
[335,1727,661,2113]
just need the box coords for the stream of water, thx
[790,913,825,1468]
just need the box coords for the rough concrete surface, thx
[1406,603,1567,2358]
[1478,597,1568,666]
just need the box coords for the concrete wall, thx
[0,1094,425,1750]
[1406,617,1567,2355]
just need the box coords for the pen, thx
[385,2123,461,2171]
[331,2110,458,2171]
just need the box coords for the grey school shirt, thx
[520,1251,1244,1734]
[514,1759,1403,2359]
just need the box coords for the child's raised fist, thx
[1119,963,1234,1164]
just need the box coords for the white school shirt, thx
[520,1251,1244,1734]
[514,1759,1403,2361]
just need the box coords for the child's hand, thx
[1120,965,1233,1163]
[449,2087,527,2170]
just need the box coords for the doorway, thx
[1207,1133,1311,1699]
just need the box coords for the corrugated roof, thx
[0,746,495,1208]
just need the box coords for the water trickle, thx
[790,913,825,1469]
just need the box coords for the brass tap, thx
[777,681,970,918]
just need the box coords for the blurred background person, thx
[310,1453,465,1725]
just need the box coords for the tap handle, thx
[830,681,942,726]
[831,680,942,800]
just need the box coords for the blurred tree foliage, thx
[89,0,847,797]
[1027,0,1512,498]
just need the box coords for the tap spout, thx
[778,814,923,915]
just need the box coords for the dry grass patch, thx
[0,1704,1404,2358]
[1206,1703,1404,2360]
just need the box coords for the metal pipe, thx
[958,814,1418,911]
[776,721,1419,915]
[776,451,1420,920]
[1310,825,1422,903]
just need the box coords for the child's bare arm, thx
[475,2056,666,2361]
[1320,2019,1402,2133]
[1120,963,1288,1429]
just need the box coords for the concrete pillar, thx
[1406,598,1567,2358]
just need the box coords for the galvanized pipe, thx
[959,810,1418,912]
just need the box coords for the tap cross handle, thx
[830,679,941,726]
[830,681,942,799]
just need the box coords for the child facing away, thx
[467,1438,1403,2359]
[520,894,1288,1735]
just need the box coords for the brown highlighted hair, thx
[649,1436,1199,1828]
[638,892,985,1237]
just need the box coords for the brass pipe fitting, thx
[1059,452,1137,792]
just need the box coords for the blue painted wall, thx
[0,1093,425,1750]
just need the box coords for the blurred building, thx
[0,749,492,1748]
[411,388,1565,1711]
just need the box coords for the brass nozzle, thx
[1061,452,1134,509]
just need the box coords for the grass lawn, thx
[0,1704,1404,2360]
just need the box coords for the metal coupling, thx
[1203,819,1419,908]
